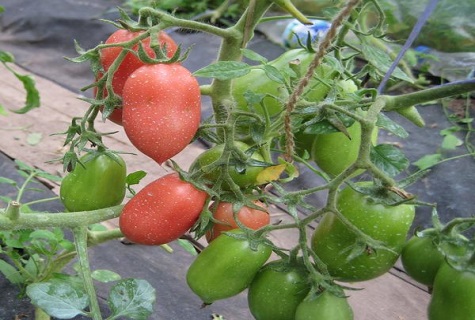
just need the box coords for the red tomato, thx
[98,29,178,125]
[122,63,201,164]
[119,173,207,245]
[206,201,270,242]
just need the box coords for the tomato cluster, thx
[57,21,472,320]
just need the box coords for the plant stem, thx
[0,204,123,230]
[383,79,475,111]
[73,226,103,320]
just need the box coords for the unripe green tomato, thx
[247,259,310,320]
[400,236,445,287]
[311,121,378,177]
[428,262,475,320]
[60,152,127,212]
[189,141,265,188]
[311,183,415,282]
[232,48,334,117]
[186,230,272,304]
[295,291,354,320]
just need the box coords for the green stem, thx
[22,196,60,207]
[4,201,20,220]
[384,80,475,111]
[73,226,102,320]
[0,205,123,230]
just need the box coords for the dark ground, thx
[0,0,474,319]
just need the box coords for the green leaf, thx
[0,260,24,284]
[441,133,463,150]
[26,279,89,318]
[29,230,58,242]
[413,153,443,170]
[0,177,17,186]
[177,239,198,256]
[91,269,122,283]
[361,40,413,83]
[126,170,147,186]
[0,50,15,63]
[262,64,286,84]
[377,113,409,138]
[194,61,251,80]
[108,278,156,320]
[241,48,268,64]
[370,144,409,177]
[10,71,41,114]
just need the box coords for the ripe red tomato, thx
[122,63,201,164]
[205,201,270,242]
[98,29,178,125]
[119,173,207,245]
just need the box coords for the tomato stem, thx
[73,226,103,320]
[0,205,123,230]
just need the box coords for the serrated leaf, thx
[370,144,409,177]
[10,71,40,114]
[29,229,58,241]
[194,61,251,80]
[361,41,413,83]
[441,133,463,150]
[108,278,156,320]
[241,48,268,64]
[0,260,24,284]
[91,269,121,283]
[26,280,89,319]
[413,153,442,170]
[377,113,409,138]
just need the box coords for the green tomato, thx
[189,141,265,188]
[247,259,310,320]
[311,121,378,177]
[311,183,415,282]
[428,262,475,320]
[295,291,354,320]
[400,235,445,287]
[60,152,127,212]
[233,48,334,117]
[186,230,272,304]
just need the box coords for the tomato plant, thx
[294,291,354,320]
[428,261,475,320]
[60,151,127,212]
[247,259,310,320]
[205,201,270,242]
[122,63,201,164]
[190,141,266,189]
[3,0,475,318]
[98,29,178,125]
[119,173,207,245]
[311,183,415,282]
[186,230,272,304]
